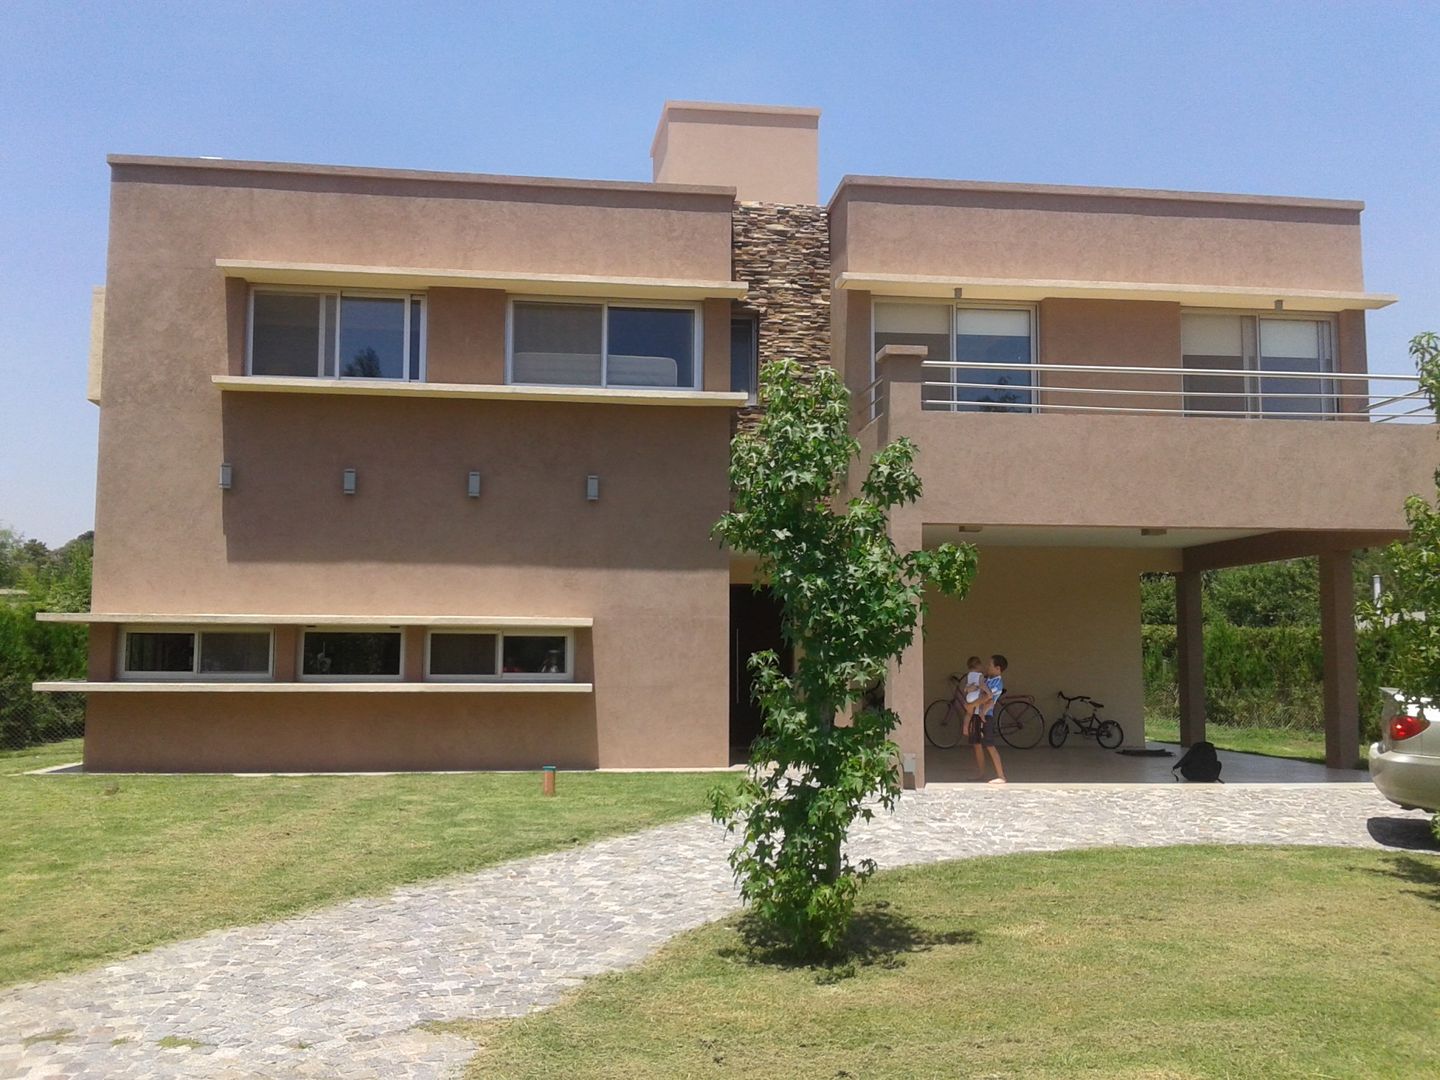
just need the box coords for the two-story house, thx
[40,101,1435,784]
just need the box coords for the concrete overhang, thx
[834,272,1396,312]
[213,375,749,408]
[37,613,595,627]
[218,259,748,301]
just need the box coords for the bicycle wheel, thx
[1047,719,1069,748]
[924,699,962,749]
[1096,719,1124,750]
[997,700,1045,750]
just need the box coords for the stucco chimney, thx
[651,101,820,205]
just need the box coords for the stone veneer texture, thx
[730,202,831,428]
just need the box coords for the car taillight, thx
[1390,713,1430,742]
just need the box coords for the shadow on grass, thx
[1366,816,1440,852]
[1367,853,1440,909]
[721,900,978,982]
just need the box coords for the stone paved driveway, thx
[1,784,1432,1079]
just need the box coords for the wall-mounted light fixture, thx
[952,287,965,299]
[1140,527,1168,537]
[467,471,482,499]
[1274,299,1285,311]
[342,468,357,496]
[219,463,233,491]
[585,475,600,502]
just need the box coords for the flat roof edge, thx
[106,154,738,200]
[827,175,1365,213]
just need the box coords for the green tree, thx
[1412,331,1439,413]
[710,361,976,958]
[1372,332,1440,702]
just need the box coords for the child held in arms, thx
[960,655,986,731]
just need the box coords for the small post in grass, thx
[541,765,557,797]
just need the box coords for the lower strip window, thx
[121,629,272,679]
[427,631,572,681]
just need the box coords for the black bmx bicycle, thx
[924,674,1046,750]
[1047,691,1125,750]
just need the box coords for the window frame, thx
[298,627,406,683]
[730,313,760,403]
[424,628,575,683]
[504,296,704,391]
[1180,309,1337,419]
[870,298,1039,414]
[246,286,428,382]
[118,626,275,682]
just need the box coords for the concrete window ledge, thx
[214,376,749,408]
[32,681,595,694]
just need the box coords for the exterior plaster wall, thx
[831,183,1366,291]
[893,409,1433,535]
[922,547,1150,751]
[88,166,739,771]
[1036,298,1183,412]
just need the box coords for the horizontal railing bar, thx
[912,359,1421,382]
[921,381,1427,402]
[917,398,1426,420]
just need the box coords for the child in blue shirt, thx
[969,654,1009,784]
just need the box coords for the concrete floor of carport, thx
[924,740,1370,785]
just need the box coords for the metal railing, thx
[907,360,1434,423]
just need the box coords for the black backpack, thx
[1173,741,1223,783]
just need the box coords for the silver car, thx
[1370,689,1440,812]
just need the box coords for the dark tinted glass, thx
[501,635,567,675]
[302,632,402,677]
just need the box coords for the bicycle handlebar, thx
[1057,691,1092,705]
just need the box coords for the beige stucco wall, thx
[652,102,820,204]
[88,161,740,771]
[922,547,1150,757]
[1037,298,1183,412]
[876,358,1434,536]
[830,179,1366,291]
[84,692,607,773]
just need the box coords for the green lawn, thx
[456,845,1440,1079]
[0,745,718,987]
[1146,716,1370,766]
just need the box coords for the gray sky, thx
[2,0,1436,544]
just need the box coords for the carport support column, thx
[888,517,926,789]
[1319,549,1360,770]
[1175,569,1206,747]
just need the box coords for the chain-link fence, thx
[0,676,84,751]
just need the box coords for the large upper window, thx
[1181,313,1334,418]
[426,630,572,681]
[120,629,272,680]
[249,289,425,381]
[301,629,403,680]
[873,301,1035,413]
[509,300,699,389]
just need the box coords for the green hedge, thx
[1143,621,1385,737]
[0,597,87,749]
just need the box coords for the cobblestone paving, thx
[1,784,1432,1079]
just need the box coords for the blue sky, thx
[1,0,1436,544]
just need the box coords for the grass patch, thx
[0,737,84,776]
[156,1035,209,1050]
[462,846,1440,1079]
[0,765,717,987]
[20,1028,73,1047]
[1146,716,1369,766]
